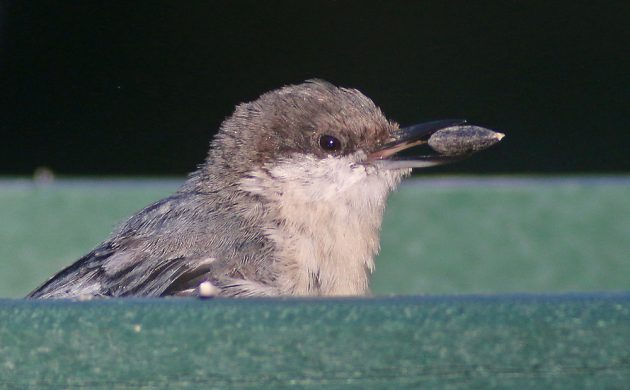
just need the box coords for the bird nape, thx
[28,80,504,299]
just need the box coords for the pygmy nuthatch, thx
[28,80,503,298]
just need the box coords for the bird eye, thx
[319,135,342,152]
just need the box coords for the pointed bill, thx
[368,120,504,170]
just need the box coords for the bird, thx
[28,80,503,299]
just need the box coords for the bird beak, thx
[367,119,504,170]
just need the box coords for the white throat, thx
[240,153,407,296]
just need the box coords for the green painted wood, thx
[1,177,629,298]
[1,294,629,389]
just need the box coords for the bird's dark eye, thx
[319,135,342,151]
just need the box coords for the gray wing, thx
[27,192,277,299]
[26,241,219,298]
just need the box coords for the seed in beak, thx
[428,126,505,156]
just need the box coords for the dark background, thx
[1,1,628,175]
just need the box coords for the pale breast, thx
[240,153,407,296]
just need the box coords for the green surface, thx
[1,294,629,389]
[1,177,629,388]
[1,176,629,298]
[376,177,630,294]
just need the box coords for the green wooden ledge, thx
[1,294,629,389]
